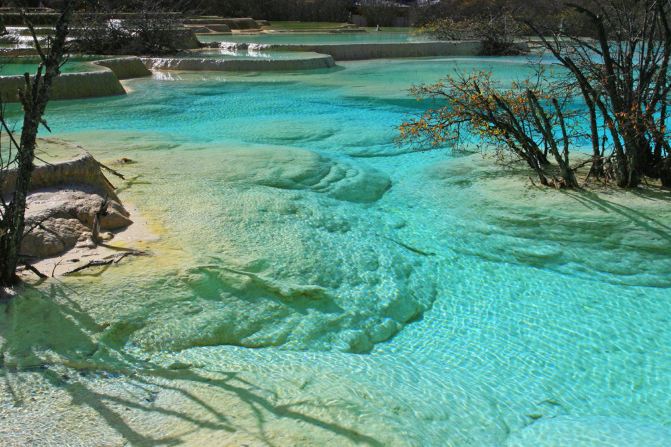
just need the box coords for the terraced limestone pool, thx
[196,31,432,45]
[185,48,329,60]
[0,56,99,76]
[1,56,671,446]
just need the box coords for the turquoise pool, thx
[2,56,670,446]
[0,57,98,76]
[197,31,433,45]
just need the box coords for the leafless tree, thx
[401,0,671,189]
[0,0,74,288]
[71,0,185,55]
[526,0,671,187]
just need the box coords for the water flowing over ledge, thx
[143,53,336,72]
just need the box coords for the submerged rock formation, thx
[214,147,391,203]
[505,416,671,447]
[110,146,437,354]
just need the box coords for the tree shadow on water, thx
[561,188,671,243]
[0,283,385,447]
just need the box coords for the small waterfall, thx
[148,58,176,71]
[150,69,184,81]
[211,42,274,58]
[1,27,24,48]
[248,43,271,52]
[247,43,273,58]
[1,27,52,48]
[212,47,239,57]
[218,41,248,51]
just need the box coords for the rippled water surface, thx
[3,57,671,446]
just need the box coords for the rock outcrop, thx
[94,56,152,80]
[0,70,126,102]
[1,153,119,200]
[2,153,133,259]
[21,188,132,258]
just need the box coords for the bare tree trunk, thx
[0,1,74,288]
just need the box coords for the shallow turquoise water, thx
[3,56,671,445]
[0,57,98,76]
[197,31,432,45]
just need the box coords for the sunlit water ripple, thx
[2,57,670,446]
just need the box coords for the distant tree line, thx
[0,0,596,33]
[415,0,596,35]
[179,0,354,22]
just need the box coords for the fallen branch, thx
[63,250,148,276]
[23,262,47,279]
[51,258,64,278]
[97,161,125,180]
[383,236,436,257]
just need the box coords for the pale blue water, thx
[0,57,98,76]
[3,56,671,445]
[197,31,432,45]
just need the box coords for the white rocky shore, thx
[1,152,154,278]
